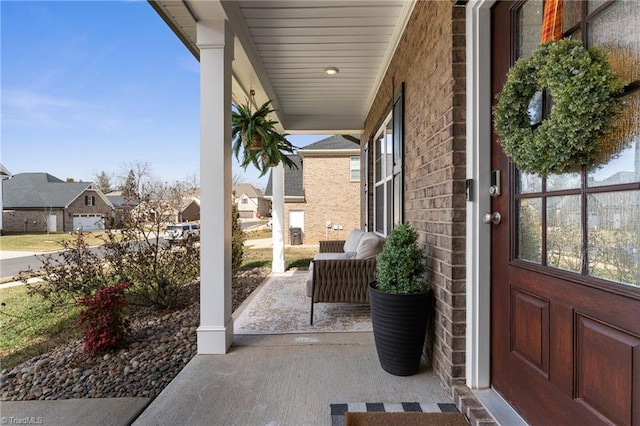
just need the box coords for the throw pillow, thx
[343,228,365,252]
[354,234,383,259]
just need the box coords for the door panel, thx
[576,316,640,426]
[490,1,640,425]
[510,288,549,377]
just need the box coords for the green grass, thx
[244,228,272,240]
[0,232,108,252]
[0,285,81,369]
[241,246,316,270]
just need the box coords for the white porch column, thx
[196,20,234,354]
[272,164,285,273]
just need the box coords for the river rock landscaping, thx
[0,267,269,401]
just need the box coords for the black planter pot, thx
[368,282,432,376]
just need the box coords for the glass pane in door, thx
[563,0,582,30]
[547,195,582,272]
[588,89,640,186]
[517,0,543,59]
[517,198,542,263]
[588,191,640,286]
[517,170,542,193]
[588,0,640,82]
[546,172,581,191]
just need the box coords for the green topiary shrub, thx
[375,223,428,294]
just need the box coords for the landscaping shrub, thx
[78,282,131,355]
[100,200,200,309]
[21,232,117,308]
[231,199,245,273]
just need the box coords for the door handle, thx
[483,211,502,225]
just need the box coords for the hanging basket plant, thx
[232,97,298,177]
[241,129,263,152]
[493,38,626,176]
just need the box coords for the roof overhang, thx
[150,0,415,134]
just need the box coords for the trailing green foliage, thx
[231,99,298,177]
[376,223,428,294]
[494,38,625,176]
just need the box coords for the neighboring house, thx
[232,183,269,219]
[181,198,200,222]
[155,1,640,424]
[264,136,361,244]
[2,173,113,232]
[105,191,140,228]
[0,164,12,234]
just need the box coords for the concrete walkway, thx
[134,333,451,425]
[0,398,150,426]
[1,333,451,426]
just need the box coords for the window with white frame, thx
[85,195,95,206]
[373,84,404,236]
[350,156,361,182]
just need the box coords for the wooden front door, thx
[490,1,640,425]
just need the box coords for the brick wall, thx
[361,1,467,394]
[301,155,360,244]
[2,209,64,233]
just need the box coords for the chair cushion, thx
[343,228,365,253]
[313,252,352,261]
[354,233,384,259]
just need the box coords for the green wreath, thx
[493,39,625,176]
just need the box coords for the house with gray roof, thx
[265,135,361,244]
[2,173,113,233]
[232,183,270,219]
[105,191,141,228]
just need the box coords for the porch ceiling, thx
[150,0,415,134]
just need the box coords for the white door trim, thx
[465,0,495,390]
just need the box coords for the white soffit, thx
[151,0,415,134]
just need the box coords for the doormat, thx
[344,411,469,426]
[330,403,462,426]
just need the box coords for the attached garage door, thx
[73,214,103,231]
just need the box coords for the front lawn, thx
[0,285,81,369]
[0,232,108,252]
[245,228,272,240]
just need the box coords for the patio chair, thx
[308,230,383,324]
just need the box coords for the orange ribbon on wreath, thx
[540,0,563,43]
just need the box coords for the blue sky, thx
[1,1,327,190]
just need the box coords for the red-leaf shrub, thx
[78,283,131,355]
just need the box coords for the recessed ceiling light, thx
[323,67,339,75]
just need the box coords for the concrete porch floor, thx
[133,332,452,425]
